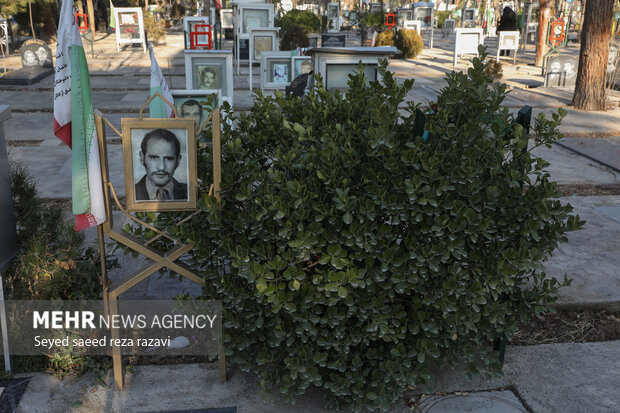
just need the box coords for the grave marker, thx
[321,33,346,48]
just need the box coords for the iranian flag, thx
[149,44,175,118]
[53,0,106,231]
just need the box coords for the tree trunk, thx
[87,0,96,34]
[28,0,37,39]
[572,0,614,111]
[44,0,58,40]
[535,0,551,66]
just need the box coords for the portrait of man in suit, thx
[134,128,188,201]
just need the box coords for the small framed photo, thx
[292,56,312,79]
[249,28,279,63]
[184,50,234,105]
[122,118,197,212]
[327,4,339,20]
[171,89,221,140]
[260,51,292,90]
[238,5,274,35]
[114,7,146,52]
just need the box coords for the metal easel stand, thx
[94,93,225,390]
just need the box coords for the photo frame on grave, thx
[171,89,222,138]
[453,28,484,65]
[496,31,520,63]
[239,5,274,35]
[292,56,312,79]
[413,6,434,29]
[184,16,211,49]
[122,118,197,212]
[114,7,146,53]
[184,50,234,106]
[325,63,377,90]
[396,9,413,30]
[327,4,339,19]
[249,28,279,63]
[260,51,292,90]
[403,20,422,35]
[443,19,455,34]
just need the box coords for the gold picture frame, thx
[121,118,197,212]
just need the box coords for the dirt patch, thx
[555,183,620,196]
[6,140,43,147]
[511,309,620,346]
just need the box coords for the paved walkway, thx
[2,30,619,412]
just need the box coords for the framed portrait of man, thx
[184,50,234,105]
[171,89,221,142]
[197,64,220,89]
[122,118,197,212]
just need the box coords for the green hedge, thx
[139,51,582,411]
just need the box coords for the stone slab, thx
[593,206,620,224]
[421,341,620,413]
[0,67,53,85]
[142,408,236,413]
[544,196,620,310]
[531,143,620,186]
[417,390,527,413]
[558,138,620,172]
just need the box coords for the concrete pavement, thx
[2,30,619,412]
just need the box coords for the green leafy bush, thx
[360,11,384,28]
[278,9,321,34]
[395,29,423,59]
[143,7,166,43]
[7,161,110,301]
[436,11,451,29]
[280,25,308,50]
[374,29,395,46]
[137,51,582,410]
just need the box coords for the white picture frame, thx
[249,28,280,90]
[496,31,520,64]
[453,28,484,66]
[260,51,293,90]
[114,7,146,53]
[183,16,212,50]
[184,50,234,106]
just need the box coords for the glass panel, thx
[243,9,269,34]
[268,59,291,83]
[326,64,376,90]
[191,58,227,94]
[253,35,273,60]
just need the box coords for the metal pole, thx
[0,271,12,374]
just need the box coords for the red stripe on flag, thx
[75,212,98,231]
[53,118,72,148]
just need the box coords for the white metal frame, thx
[234,3,275,74]
[183,16,213,50]
[326,3,341,32]
[249,28,280,90]
[184,50,234,106]
[114,7,146,53]
[453,28,484,66]
[496,31,520,64]
[314,56,383,90]
[260,51,293,90]
[403,20,422,35]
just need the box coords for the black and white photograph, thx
[122,119,197,211]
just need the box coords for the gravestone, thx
[20,39,53,68]
[308,35,320,48]
[544,55,578,87]
[321,33,346,48]
[0,106,16,274]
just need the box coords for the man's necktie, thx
[156,188,170,201]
